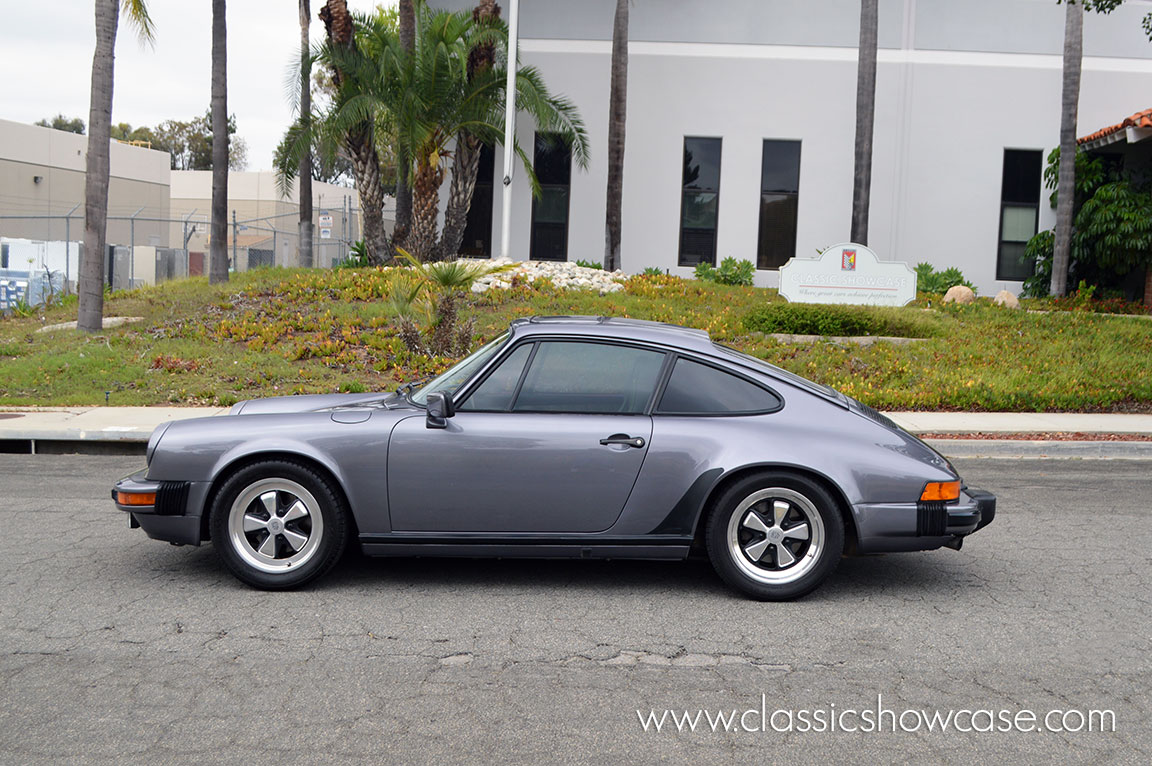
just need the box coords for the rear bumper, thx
[854,487,996,553]
[112,469,206,546]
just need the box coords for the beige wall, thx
[0,119,171,248]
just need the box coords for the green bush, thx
[641,266,665,276]
[694,257,755,286]
[574,259,603,270]
[915,262,974,295]
[743,303,941,338]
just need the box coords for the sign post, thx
[778,243,916,306]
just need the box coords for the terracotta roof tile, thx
[1079,108,1152,145]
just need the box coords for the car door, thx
[387,339,667,533]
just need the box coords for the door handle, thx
[599,434,645,448]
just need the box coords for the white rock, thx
[993,289,1020,309]
[942,285,976,305]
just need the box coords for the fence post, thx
[232,210,238,271]
[129,206,143,286]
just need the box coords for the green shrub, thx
[694,257,755,286]
[743,303,940,338]
[641,266,665,276]
[574,259,603,270]
[915,262,974,295]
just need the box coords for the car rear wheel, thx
[209,460,349,590]
[706,472,844,600]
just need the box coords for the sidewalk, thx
[3,404,1152,459]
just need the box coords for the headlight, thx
[146,421,172,465]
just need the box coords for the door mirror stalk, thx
[426,392,455,429]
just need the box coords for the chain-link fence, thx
[0,208,364,310]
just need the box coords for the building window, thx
[997,149,1042,281]
[679,137,722,267]
[460,144,495,258]
[530,133,571,262]
[757,140,802,270]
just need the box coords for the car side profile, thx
[112,316,995,600]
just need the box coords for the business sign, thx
[779,243,916,306]
[318,212,334,228]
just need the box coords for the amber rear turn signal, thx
[920,481,961,502]
[117,491,157,506]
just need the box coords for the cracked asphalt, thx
[1,455,1149,764]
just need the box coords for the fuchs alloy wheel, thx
[210,460,349,589]
[706,472,844,600]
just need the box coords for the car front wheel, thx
[706,472,844,600]
[209,460,349,590]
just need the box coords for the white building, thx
[443,0,1152,295]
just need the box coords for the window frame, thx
[756,138,802,271]
[454,338,672,416]
[653,354,785,417]
[995,148,1043,282]
[529,132,572,262]
[678,136,723,268]
[453,336,786,419]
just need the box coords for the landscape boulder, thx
[993,289,1021,309]
[942,285,976,305]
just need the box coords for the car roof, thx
[509,316,715,353]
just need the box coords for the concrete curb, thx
[926,439,1152,460]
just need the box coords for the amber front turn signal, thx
[920,481,961,502]
[117,491,157,506]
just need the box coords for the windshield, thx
[410,333,510,405]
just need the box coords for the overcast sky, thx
[1,1,394,171]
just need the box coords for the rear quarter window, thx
[657,357,782,415]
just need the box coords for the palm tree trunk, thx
[347,124,390,265]
[603,0,629,271]
[437,133,481,260]
[79,0,120,333]
[1051,1,1082,297]
[410,157,445,261]
[436,0,501,261]
[394,0,415,246]
[298,0,314,268]
[851,0,878,246]
[209,0,230,284]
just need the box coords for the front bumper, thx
[854,487,996,553]
[112,469,204,546]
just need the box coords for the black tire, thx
[705,471,844,601]
[209,460,349,590]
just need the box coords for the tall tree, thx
[35,114,86,134]
[603,0,629,271]
[1051,1,1083,297]
[394,0,415,247]
[851,0,878,245]
[210,0,229,284]
[79,0,153,333]
[436,0,501,261]
[298,0,315,268]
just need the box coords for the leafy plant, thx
[914,262,974,295]
[641,266,665,276]
[335,240,371,269]
[694,257,755,286]
[743,303,941,338]
[574,259,603,270]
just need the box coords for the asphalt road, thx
[1,455,1149,764]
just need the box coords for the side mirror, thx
[425,392,455,429]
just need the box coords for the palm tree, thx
[298,0,314,269]
[79,0,153,333]
[209,0,229,284]
[603,0,628,271]
[280,2,588,264]
[394,0,415,247]
[851,0,877,245]
[1050,1,1083,297]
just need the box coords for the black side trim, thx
[855,401,900,431]
[155,481,190,516]
[916,500,948,536]
[359,533,693,547]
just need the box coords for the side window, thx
[657,358,782,415]
[457,343,534,411]
[513,341,666,414]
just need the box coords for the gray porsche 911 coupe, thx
[113,316,994,600]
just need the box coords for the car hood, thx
[229,391,410,415]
